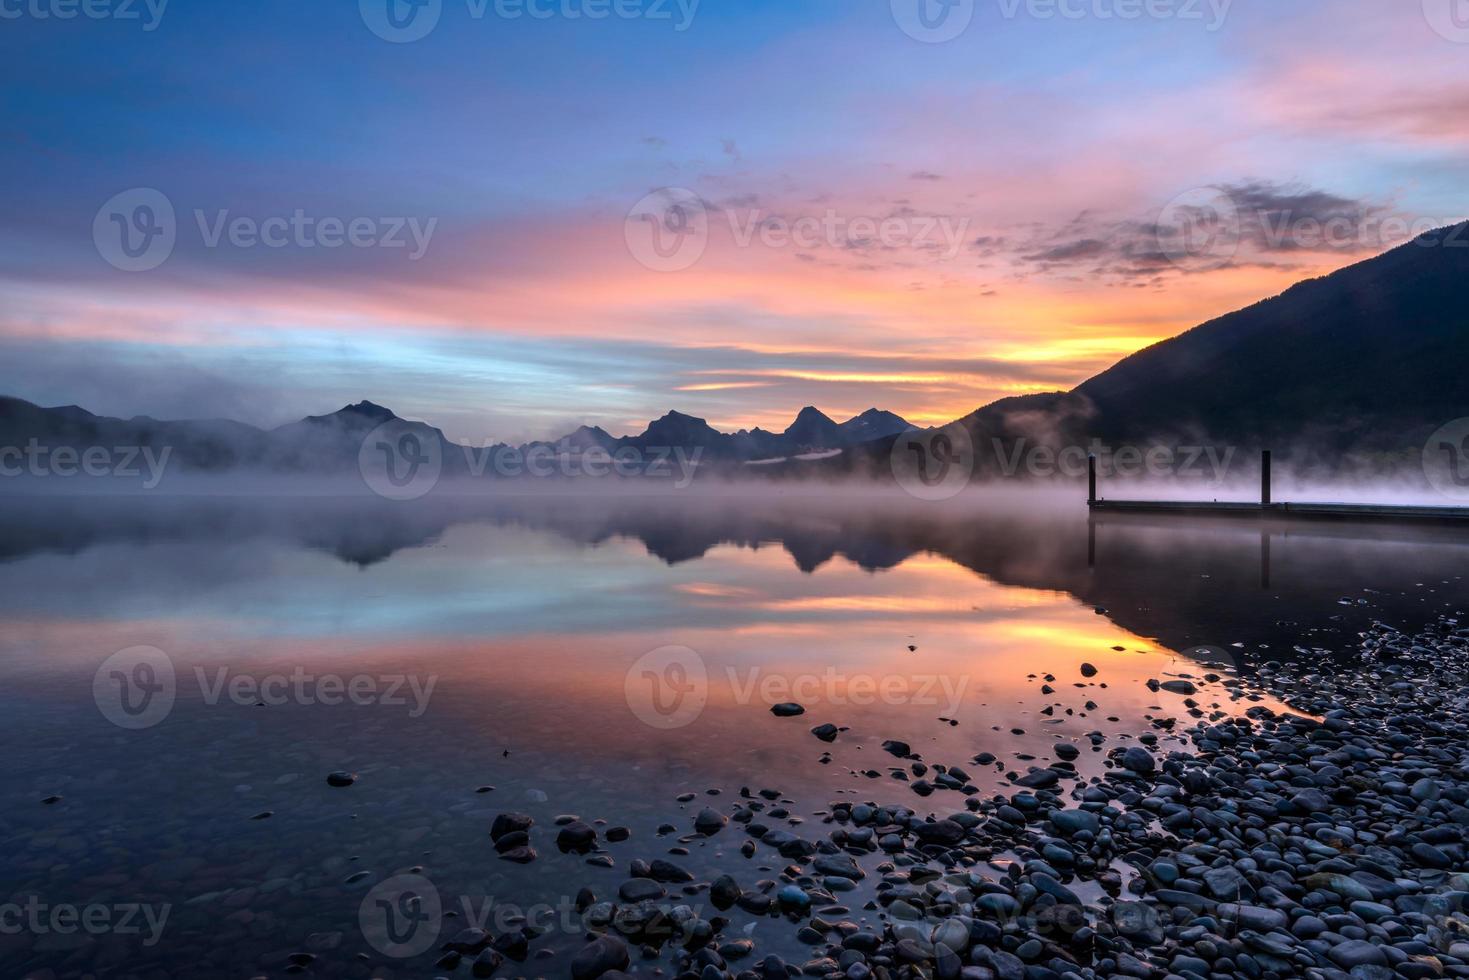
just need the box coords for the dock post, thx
[1087,455,1097,506]
[1261,450,1272,507]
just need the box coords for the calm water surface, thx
[1,490,1465,978]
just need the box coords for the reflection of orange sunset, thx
[3,531,1291,796]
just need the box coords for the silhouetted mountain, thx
[811,222,1469,483]
[783,406,841,448]
[957,222,1469,471]
[0,395,269,470]
[838,408,909,443]
[632,411,731,451]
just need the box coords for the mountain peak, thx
[343,400,396,421]
[783,406,840,443]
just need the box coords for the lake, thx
[1,488,1465,978]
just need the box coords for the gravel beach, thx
[550,615,1469,980]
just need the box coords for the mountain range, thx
[2,220,1465,483]
[0,396,911,476]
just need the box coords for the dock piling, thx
[1087,454,1097,505]
[1261,449,1272,507]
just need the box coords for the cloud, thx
[1011,180,1395,281]
[1020,238,1109,264]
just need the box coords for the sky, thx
[1,0,1466,443]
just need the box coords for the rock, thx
[497,846,537,864]
[571,935,630,980]
[777,885,811,911]
[1015,768,1059,789]
[648,859,694,882]
[694,807,728,835]
[1159,679,1197,695]
[811,723,839,742]
[1120,746,1155,773]
[618,879,665,902]
[1290,788,1330,814]
[881,739,912,758]
[471,948,503,977]
[326,771,356,787]
[1326,940,1387,969]
[1202,865,1247,900]
[771,702,805,717]
[556,820,598,853]
[912,819,966,846]
[490,812,533,842]
[813,853,864,880]
[1216,904,1286,932]
[1049,809,1099,836]
[1080,662,1097,677]
[710,874,742,909]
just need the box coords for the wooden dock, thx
[1086,451,1469,524]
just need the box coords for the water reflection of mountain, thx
[1,493,1464,660]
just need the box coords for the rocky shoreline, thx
[503,616,1469,980]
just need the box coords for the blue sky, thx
[2,0,1465,441]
